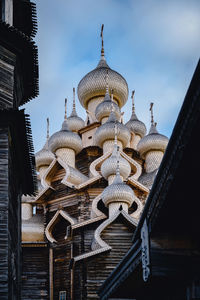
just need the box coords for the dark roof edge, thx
[0,21,39,105]
[0,109,37,195]
[133,58,200,242]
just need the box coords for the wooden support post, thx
[49,248,53,300]
[70,242,74,300]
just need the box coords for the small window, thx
[88,136,92,140]
[59,291,66,300]
[32,206,36,215]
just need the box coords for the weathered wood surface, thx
[21,247,49,300]
[0,45,15,109]
[0,127,21,299]
[86,221,133,299]
[0,128,9,300]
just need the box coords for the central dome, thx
[77,56,129,109]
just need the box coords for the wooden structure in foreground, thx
[0,1,38,299]
[99,60,200,300]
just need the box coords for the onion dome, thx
[77,26,128,109]
[102,155,134,207]
[126,91,147,138]
[35,118,55,171]
[95,72,121,122]
[67,88,85,132]
[101,123,131,180]
[48,99,82,154]
[137,103,168,158]
[95,109,130,148]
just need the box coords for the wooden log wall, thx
[0,127,21,299]
[0,128,9,300]
[72,218,134,299]
[0,45,15,109]
[87,221,133,299]
[21,247,49,300]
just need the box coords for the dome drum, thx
[22,203,33,220]
[145,150,164,173]
[48,121,82,155]
[129,132,141,150]
[22,215,44,242]
[103,140,123,154]
[137,133,168,159]
[55,148,76,168]
[95,119,130,151]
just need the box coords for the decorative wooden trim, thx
[71,215,106,230]
[45,209,77,243]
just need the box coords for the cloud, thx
[27,0,200,152]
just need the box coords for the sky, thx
[24,0,200,152]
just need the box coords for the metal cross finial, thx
[64,98,67,120]
[131,90,135,113]
[46,117,49,139]
[100,24,104,57]
[73,88,76,112]
[150,102,154,125]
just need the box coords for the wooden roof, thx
[0,109,37,195]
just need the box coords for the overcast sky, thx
[25,0,200,152]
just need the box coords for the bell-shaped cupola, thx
[35,118,55,179]
[95,71,121,124]
[137,103,168,173]
[67,88,85,132]
[77,25,128,118]
[95,104,130,153]
[48,99,82,167]
[101,122,131,184]
[102,149,134,217]
[126,91,147,149]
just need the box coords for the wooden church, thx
[21,26,168,300]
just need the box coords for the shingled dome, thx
[77,55,128,109]
[48,119,82,154]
